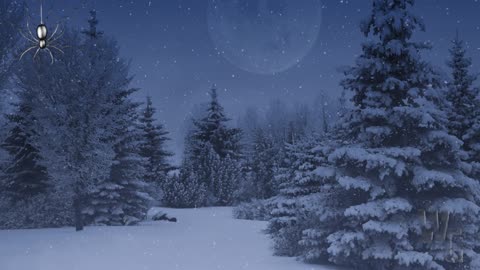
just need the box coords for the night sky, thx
[23,0,480,158]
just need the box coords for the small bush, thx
[0,192,72,229]
[233,198,276,221]
[162,170,206,208]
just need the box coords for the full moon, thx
[207,0,323,75]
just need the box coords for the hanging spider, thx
[19,3,65,64]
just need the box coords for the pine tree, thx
[446,33,480,177]
[81,12,151,226]
[268,137,339,260]
[2,100,48,201]
[81,10,104,39]
[321,1,480,269]
[15,28,119,231]
[85,106,151,226]
[0,2,25,183]
[192,86,241,159]
[162,160,206,208]
[139,96,173,198]
[212,154,241,205]
[14,10,152,230]
[186,85,242,205]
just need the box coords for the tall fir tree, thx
[16,28,119,231]
[186,86,242,205]
[84,99,151,225]
[192,86,242,159]
[139,96,173,197]
[14,9,154,230]
[81,9,104,39]
[2,100,48,201]
[82,11,151,225]
[446,33,480,178]
[0,2,26,197]
[314,0,480,269]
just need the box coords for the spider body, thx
[37,24,47,40]
[37,24,48,49]
[19,5,64,64]
[39,39,47,49]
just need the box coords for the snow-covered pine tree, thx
[81,9,104,39]
[446,33,480,178]
[297,141,343,263]
[323,0,480,269]
[267,137,338,260]
[14,9,154,230]
[1,97,49,201]
[0,2,25,176]
[15,27,118,231]
[81,11,151,226]
[192,86,242,159]
[85,100,151,226]
[162,160,207,208]
[212,154,241,205]
[187,86,242,205]
[139,95,173,199]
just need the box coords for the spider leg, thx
[45,48,55,64]
[50,45,65,54]
[19,46,37,60]
[49,30,65,43]
[19,29,37,44]
[48,24,60,42]
[33,48,41,60]
[26,20,37,41]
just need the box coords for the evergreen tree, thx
[319,1,480,269]
[85,103,151,226]
[0,2,25,187]
[139,96,173,197]
[162,160,206,208]
[186,86,242,205]
[81,10,104,39]
[192,86,242,159]
[16,28,118,231]
[446,33,480,177]
[212,154,241,205]
[268,137,339,260]
[1,100,48,201]
[82,12,151,226]
[14,11,148,230]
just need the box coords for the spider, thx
[19,4,65,64]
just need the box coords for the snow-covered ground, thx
[0,207,342,270]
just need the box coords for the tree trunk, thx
[73,194,84,231]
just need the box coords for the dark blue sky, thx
[24,0,480,156]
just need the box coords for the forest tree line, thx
[0,4,339,231]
